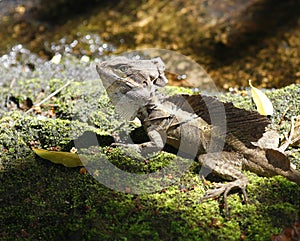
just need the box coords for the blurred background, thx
[1,0,300,89]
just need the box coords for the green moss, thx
[1,156,300,240]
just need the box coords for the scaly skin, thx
[96,57,300,215]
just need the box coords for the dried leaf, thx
[271,221,300,241]
[251,130,280,149]
[33,148,83,167]
[249,80,273,116]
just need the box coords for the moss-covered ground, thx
[0,73,300,240]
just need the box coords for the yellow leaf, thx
[33,148,83,167]
[50,54,62,64]
[249,80,273,116]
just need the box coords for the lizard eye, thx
[119,65,129,72]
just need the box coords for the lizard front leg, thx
[198,152,249,216]
[113,127,166,155]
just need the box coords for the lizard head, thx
[96,56,168,89]
[96,56,168,120]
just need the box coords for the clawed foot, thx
[200,179,249,216]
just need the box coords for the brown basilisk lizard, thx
[96,56,300,214]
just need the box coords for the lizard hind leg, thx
[198,152,249,216]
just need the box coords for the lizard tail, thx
[265,149,300,186]
[286,169,300,186]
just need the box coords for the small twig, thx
[291,135,300,146]
[279,116,296,152]
[278,105,290,126]
[285,149,299,156]
[26,79,73,113]
[9,78,17,89]
[5,78,17,107]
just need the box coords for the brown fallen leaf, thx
[271,221,300,241]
